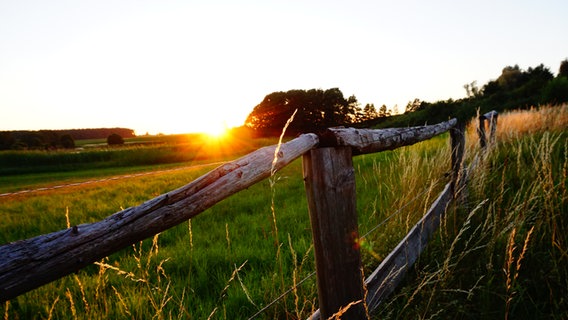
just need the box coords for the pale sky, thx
[1,0,567,135]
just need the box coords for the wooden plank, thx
[364,182,453,312]
[303,147,365,319]
[0,133,320,302]
[319,119,457,155]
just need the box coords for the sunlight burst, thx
[203,121,230,139]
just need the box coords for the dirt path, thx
[0,161,226,198]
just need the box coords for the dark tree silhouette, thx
[378,104,390,117]
[60,134,75,149]
[245,88,361,136]
[542,77,568,104]
[362,103,378,120]
[497,65,523,90]
[559,59,568,78]
[405,98,422,113]
[107,133,124,146]
[0,132,15,150]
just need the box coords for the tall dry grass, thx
[2,104,566,319]
[377,104,568,319]
[466,104,568,148]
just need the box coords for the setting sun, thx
[155,108,247,136]
[202,121,230,139]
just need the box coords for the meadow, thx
[0,130,275,194]
[1,105,567,319]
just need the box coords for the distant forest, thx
[0,128,135,150]
[245,59,568,136]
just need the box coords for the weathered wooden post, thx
[450,121,466,199]
[486,111,498,145]
[303,146,365,319]
[478,114,487,149]
[478,111,498,149]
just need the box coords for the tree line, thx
[3,59,565,146]
[245,59,568,136]
[0,128,135,150]
[244,88,390,136]
[380,59,568,128]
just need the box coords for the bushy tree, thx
[378,104,390,117]
[107,133,124,145]
[405,98,422,113]
[541,76,568,104]
[362,103,378,120]
[482,80,500,96]
[21,133,45,149]
[463,81,480,98]
[0,132,15,150]
[497,65,523,90]
[39,130,60,148]
[559,59,568,78]
[245,88,361,136]
[60,134,75,149]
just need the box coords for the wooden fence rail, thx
[365,121,466,311]
[0,117,470,319]
[0,133,319,301]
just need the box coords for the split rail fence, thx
[0,111,498,319]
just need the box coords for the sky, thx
[1,0,567,135]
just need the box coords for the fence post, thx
[477,115,487,149]
[303,147,365,319]
[478,111,498,149]
[450,121,466,199]
[487,111,498,145]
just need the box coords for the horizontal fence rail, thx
[0,134,319,301]
[320,118,456,154]
[364,182,453,309]
[0,117,467,318]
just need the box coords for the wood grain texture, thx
[320,118,457,155]
[303,147,365,319]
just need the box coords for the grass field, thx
[0,130,275,194]
[1,105,567,319]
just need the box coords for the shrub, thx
[107,133,124,146]
[541,76,568,105]
[60,134,75,149]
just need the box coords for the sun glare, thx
[203,121,230,139]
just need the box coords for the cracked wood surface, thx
[321,118,457,155]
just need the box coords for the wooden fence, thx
[0,114,497,319]
[478,110,499,149]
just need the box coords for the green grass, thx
[0,131,276,176]
[0,163,197,194]
[1,106,567,319]
[0,139,448,319]
[0,132,277,193]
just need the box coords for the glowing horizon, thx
[1,1,567,136]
